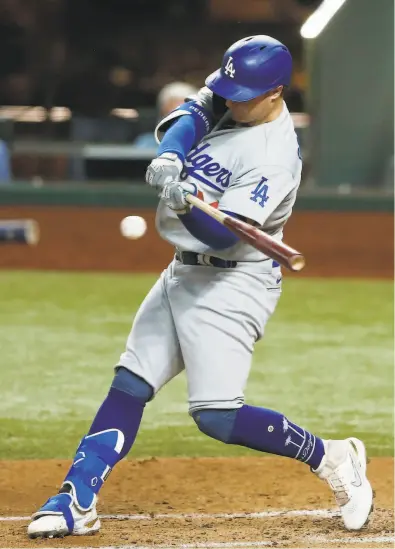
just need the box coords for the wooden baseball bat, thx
[0,219,40,245]
[184,194,305,272]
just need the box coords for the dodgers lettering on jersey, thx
[181,143,233,190]
[156,102,302,264]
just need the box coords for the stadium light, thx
[300,0,348,39]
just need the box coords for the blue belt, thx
[176,251,237,268]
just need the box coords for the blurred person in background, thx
[132,81,198,150]
[0,117,13,183]
[0,140,11,183]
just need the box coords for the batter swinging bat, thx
[0,219,40,245]
[184,194,305,272]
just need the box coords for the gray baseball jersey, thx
[117,91,301,411]
[155,89,302,264]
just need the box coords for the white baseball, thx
[120,216,147,239]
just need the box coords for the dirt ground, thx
[0,457,393,548]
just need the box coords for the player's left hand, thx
[145,153,183,191]
[161,181,197,214]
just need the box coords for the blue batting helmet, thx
[205,35,292,102]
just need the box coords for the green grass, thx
[0,271,393,459]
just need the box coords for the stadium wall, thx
[0,185,393,277]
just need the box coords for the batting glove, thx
[161,181,197,214]
[145,153,184,191]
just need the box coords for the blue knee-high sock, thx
[88,368,153,460]
[230,405,325,469]
[88,387,144,460]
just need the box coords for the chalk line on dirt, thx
[4,537,395,549]
[0,508,339,522]
[2,510,393,548]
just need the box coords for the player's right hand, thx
[145,153,183,191]
[161,180,197,214]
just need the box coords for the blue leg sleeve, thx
[193,405,325,469]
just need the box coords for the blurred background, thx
[0,0,391,191]
[0,0,311,184]
[0,0,393,275]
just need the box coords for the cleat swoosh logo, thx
[350,454,362,487]
[85,518,98,529]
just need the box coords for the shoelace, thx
[328,473,350,506]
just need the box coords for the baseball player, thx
[28,35,373,539]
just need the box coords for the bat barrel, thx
[287,254,305,272]
[260,237,305,272]
[223,216,306,272]
[0,219,40,245]
[186,193,306,273]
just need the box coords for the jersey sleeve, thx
[155,86,213,144]
[219,167,297,227]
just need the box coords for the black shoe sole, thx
[29,532,68,539]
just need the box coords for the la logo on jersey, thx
[224,56,235,78]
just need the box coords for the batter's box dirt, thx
[0,457,393,548]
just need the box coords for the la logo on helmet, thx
[224,56,235,78]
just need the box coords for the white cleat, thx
[314,437,374,530]
[27,492,100,538]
